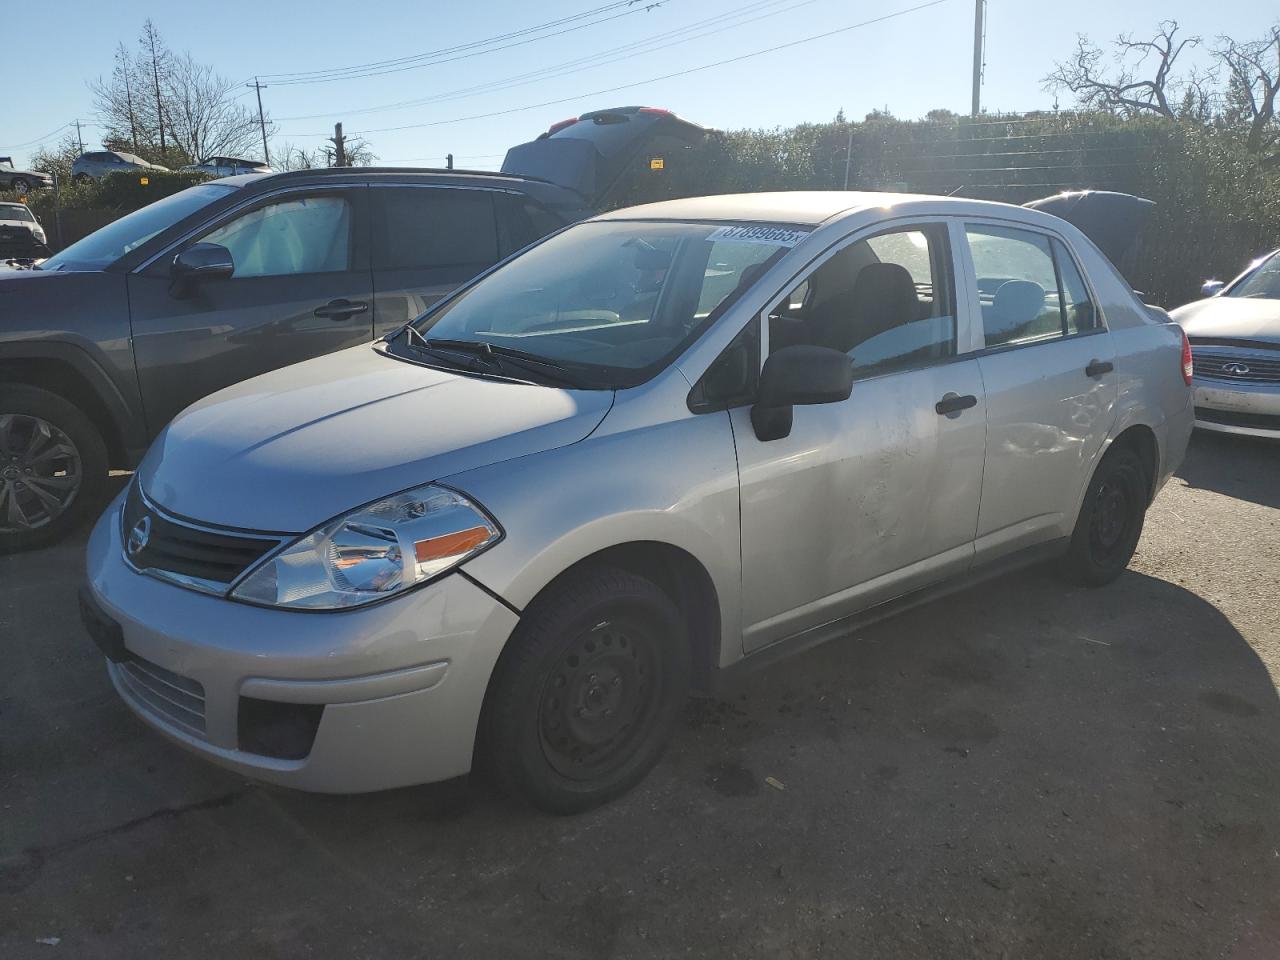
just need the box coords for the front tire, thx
[1061,445,1149,586]
[10,177,30,194]
[480,567,690,814]
[0,385,108,553]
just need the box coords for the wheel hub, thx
[1092,479,1129,551]
[538,621,656,778]
[0,414,82,532]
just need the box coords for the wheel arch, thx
[1107,422,1159,503]
[0,342,143,469]
[488,539,723,696]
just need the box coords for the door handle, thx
[1085,359,1114,378]
[935,393,978,416]
[313,299,369,320]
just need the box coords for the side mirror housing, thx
[1201,279,1225,298]
[750,345,853,442]
[170,242,234,298]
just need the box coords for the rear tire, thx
[0,385,108,554]
[1061,445,1148,587]
[10,177,30,194]
[480,567,690,814]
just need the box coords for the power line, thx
[5,122,75,150]
[260,1,672,86]
[274,0,821,123]
[281,0,951,138]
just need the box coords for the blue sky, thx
[5,0,1270,170]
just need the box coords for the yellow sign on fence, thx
[139,177,150,186]
[649,157,664,171]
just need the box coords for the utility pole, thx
[842,125,853,190]
[970,0,985,117]
[330,123,347,167]
[446,153,453,170]
[247,77,270,166]
[74,119,84,155]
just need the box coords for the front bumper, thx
[1193,378,1280,438]
[84,493,521,793]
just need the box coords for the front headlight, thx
[231,484,500,610]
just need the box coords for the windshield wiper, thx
[421,337,587,387]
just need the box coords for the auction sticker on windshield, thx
[706,225,810,247]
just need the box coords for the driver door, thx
[730,220,987,652]
[127,186,373,432]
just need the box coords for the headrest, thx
[991,279,1046,334]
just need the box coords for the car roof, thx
[591,190,1041,227]
[219,166,561,189]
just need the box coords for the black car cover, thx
[1023,190,1155,280]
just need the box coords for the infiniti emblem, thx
[127,515,152,557]
[1222,361,1250,375]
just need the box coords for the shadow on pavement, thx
[3,539,1278,958]
[1177,430,1280,509]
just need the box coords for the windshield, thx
[1228,251,1280,300]
[409,220,805,388]
[0,204,34,222]
[41,183,235,271]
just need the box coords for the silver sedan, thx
[1172,249,1280,438]
[82,191,1193,812]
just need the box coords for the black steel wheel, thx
[0,385,108,553]
[1062,445,1148,586]
[481,567,690,814]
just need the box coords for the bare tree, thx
[273,139,376,171]
[1044,21,1205,120]
[92,21,270,167]
[164,53,271,163]
[29,134,85,184]
[1216,25,1280,155]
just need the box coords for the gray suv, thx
[71,150,169,182]
[0,107,710,550]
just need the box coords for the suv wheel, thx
[481,567,690,814]
[1061,445,1148,586]
[10,177,30,194]
[0,385,108,553]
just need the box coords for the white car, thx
[0,201,47,252]
[1171,249,1280,438]
[180,157,272,178]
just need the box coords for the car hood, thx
[138,344,615,532]
[1170,297,1280,344]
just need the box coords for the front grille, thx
[122,482,284,591]
[1191,346,1280,384]
[1195,407,1280,431]
[118,657,207,737]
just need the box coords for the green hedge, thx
[612,113,1280,307]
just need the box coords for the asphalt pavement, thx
[2,431,1278,959]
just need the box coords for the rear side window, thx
[374,187,498,271]
[966,225,1098,348]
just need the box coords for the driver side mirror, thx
[751,345,853,442]
[169,242,234,298]
[1200,279,1225,298]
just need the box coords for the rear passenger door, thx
[960,221,1117,559]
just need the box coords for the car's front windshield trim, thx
[402,219,802,390]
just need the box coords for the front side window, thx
[966,224,1100,347]
[374,188,498,271]
[407,220,801,387]
[201,195,351,279]
[1229,252,1280,300]
[769,224,956,379]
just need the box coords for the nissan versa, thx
[82,190,1194,813]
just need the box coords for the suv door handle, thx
[935,393,978,416]
[314,299,369,320]
[1085,359,1114,378]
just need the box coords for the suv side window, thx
[374,187,498,271]
[200,194,352,279]
[496,194,565,255]
[770,224,956,380]
[966,225,1100,347]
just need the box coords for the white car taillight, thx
[1181,329,1193,385]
